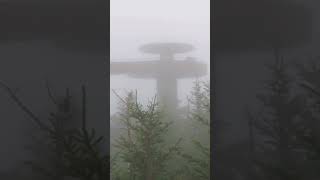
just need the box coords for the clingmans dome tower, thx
[110,42,207,113]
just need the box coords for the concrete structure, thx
[111,42,207,112]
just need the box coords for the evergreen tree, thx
[111,91,182,180]
[0,82,109,180]
[181,81,210,180]
[294,57,320,179]
[250,51,305,180]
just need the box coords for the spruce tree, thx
[0,82,109,180]
[250,51,305,180]
[181,81,210,180]
[111,91,182,180]
[294,57,320,179]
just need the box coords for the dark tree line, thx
[0,83,109,180]
[110,82,210,180]
[0,79,210,180]
[244,51,320,180]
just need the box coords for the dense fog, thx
[110,0,210,114]
[110,0,210,179]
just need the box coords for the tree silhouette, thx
[0,82,108,180]
[250,51,306,180]
[181,81,210,180]
[293,57,320,179]
[111,91,182,180]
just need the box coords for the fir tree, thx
[0,82,109,180]
[111,91,182,180]
[294,57,320,179]
[250,51,305,180]
[181,81,210,180]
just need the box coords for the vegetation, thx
[246,52,320,180]
[181,81,210,179]
[0,83,108,180]
[0,80,211,180]
[111,82,210,180]
[111,91,181,180]
[250,53,305,180]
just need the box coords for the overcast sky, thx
[110,0,210,114]
[111,0,210,22]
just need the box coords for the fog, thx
[0,1,108,178]
[0,0,209,178]
[110,0,210,114]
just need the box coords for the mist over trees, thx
[0,83,109,180]
[0,78,210,180]
[221,52,320,180]
[110,81,210,180]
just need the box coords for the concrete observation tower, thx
[111,42,207,113]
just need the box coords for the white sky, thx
[110,0,210,22]
[110,0,210,114]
